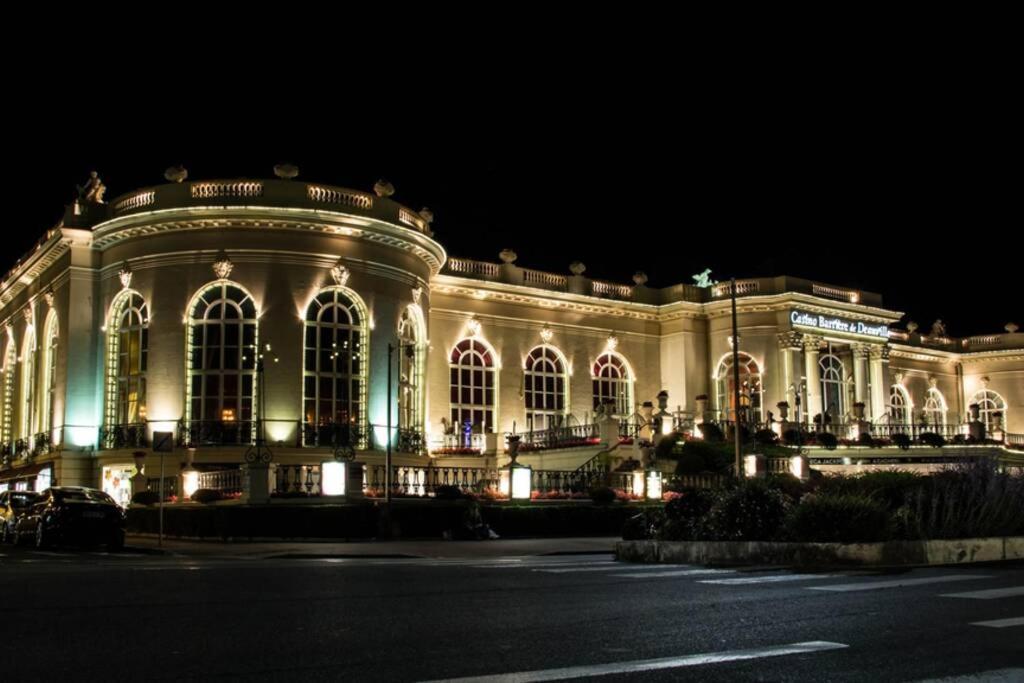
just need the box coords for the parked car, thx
[13,487,126,550]
[1,490,40,543]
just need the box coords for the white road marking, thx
[418,640,849,682]
[699,574,834,585]
[941,586,1024,600]
[969,617,1024,629]
[533,564,683,574]
[912,668,1024,682]
[808,575,991,592]
[616,568,736,578]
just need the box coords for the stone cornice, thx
[0,228,87,308]
[89,207,447,276]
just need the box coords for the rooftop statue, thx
[692,269,717,288]
[930,319,947,337]
[77,171,106,204]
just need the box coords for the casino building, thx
[0,170,1021,500]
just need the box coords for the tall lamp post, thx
[244,342,277,466]
[730,277,743,478]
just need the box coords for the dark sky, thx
[5,42,1018,337]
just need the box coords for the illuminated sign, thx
[790,310,889,339]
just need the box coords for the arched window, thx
[888,384,911,424]
[970,389,1007,433]
[186,283,258,444]
[923,387,946,427]
[592,352,632,418]
[819,353,846,419]
[397,305,426,434]
[525,345,568,431]
[449,338,496,433]
[303,287,368,445]
[41,310,59,438]
[105,292,149,431]
[715,352,763,422]
[20,328,36,440]
[1,341,15,447]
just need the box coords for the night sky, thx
[7,60,1018,337]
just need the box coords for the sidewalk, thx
[125,534,618,559]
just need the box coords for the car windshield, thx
[53,489,114,504]
[10,493,39,508]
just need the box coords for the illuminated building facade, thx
[0,174,1020,495]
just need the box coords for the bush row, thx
[623,461,1024,544]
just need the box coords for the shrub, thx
[655,433,685,460]
[622,508,665,540]
[785,494,891,543]
[766,474,806,502]
[782,429,804,446]
[817,471,921,511]
[659,489,715,541]
[673,440,733,475]
[919,432,946,448]
[698,480,791,541]
[755,429,779,446]
[892,433,912,450]
[858,432,875,448]
[675,451,706,475]
[434,485,464,501]
[190,488,223,504]
[131,490,160,506]
[699,422,725,443]
[589,486,617,505]
[900,460,1024,540]
[816,432,838,450]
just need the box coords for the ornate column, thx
[852,344,870,407]
[868,344,890,421]
[802,335,823,425]
[776,332,802,408]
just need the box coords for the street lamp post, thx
[244,342,277,467]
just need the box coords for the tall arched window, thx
[923,387,947,427]
[449,338,496,433]
[186,283,258,444]
[592,352,632,418]
[41,310,59,439]
[525,345,568,431]
[715,352,763,422]
[1,341,16,447]
[105,292,149,431]
[303,287,368,446]
[20,328,36,440]
[819,353,846,419]
[397,305,426,435]
[970,389,1007,433]
[888,384,911,424]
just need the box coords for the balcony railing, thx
[100,423,150,450]
[430,433,485,455]
[197,469,243,495]
[365,464,499,496]
[179,420,255,447]
[512,424,600,453]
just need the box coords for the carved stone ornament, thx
[77,171,106,204]
[540,326,553,344]
[499,249,518,264]
[273,163,299,180]
[569,261,586,276]
[1007,322,1020,334]
[466,317,481,337]
[22,308,32,324]
[164,165,188,183]
[419,207,434,224]
[606,333,619,351]
[373,179,395,197]
[118,261,133,289]
[928,376,938,388]
[411,287,422,305]
[43,289,55,308]
[330,261,350,287]
[893,371,904,385]
[212,250,234,279]
[980,376,990,389]
[632,271,648,286]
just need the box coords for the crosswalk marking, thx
[969,617,1024,629]
[940,586,1024,600]
[418,640,849,682]
[699,574,834,585]
[808,575,991,593]
[616,568,736,579]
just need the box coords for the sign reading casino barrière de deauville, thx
[790,310,889,339]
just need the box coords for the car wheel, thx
[34,523,48,550]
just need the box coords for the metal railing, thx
[179,420,255,447]
[275,464,323,495]
[512,424,600,452]
[430,432,485,455]
[197,469,243,495]
[100,423,150,450]
[365,464,499,496]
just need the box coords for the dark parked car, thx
[1,490,40,543]
[13,487,126,550]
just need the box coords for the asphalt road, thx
[1,544,1022,682]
